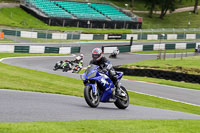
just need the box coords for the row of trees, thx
[129,0,199,19]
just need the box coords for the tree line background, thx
[129,0,199,19]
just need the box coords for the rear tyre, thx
[114,86,129,109]
[63,63,70,72]
[84,85,100,108]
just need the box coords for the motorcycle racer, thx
[89,48,122,96]
[71,54,84,72]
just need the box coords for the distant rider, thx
[72,54,84,70]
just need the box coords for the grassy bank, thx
[0,53,200,115]
[0,119,200,133]
[109,0,197,10]
[135,10,200,29]
[122,56,200,75]
[0,38,13,43]
[0,53,83,96]
[0,53,200,132]
[1,8,200,34]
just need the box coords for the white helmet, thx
[80,54,84,57]
[76,56,81,60]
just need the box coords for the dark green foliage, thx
[193,0,199,14]
[144,0,182,19]
[144,0,159,18]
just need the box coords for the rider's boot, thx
[109,87,117,102]
[115,81,125,97]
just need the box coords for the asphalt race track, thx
[0,42,200,122]
[1,89,200,122]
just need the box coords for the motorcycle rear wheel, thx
[114,86,129,109]
[84,85,100,108]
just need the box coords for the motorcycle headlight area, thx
[87,71,97,79]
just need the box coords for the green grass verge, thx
[134,49,195,54]
[2,7,200,34]
[0,53,83,96]
[135,10,200,29]
[0,53,200,132]
[122,56,200,75]
[0,53,200,116]
[0,119,200,133]
[0,38,13,43]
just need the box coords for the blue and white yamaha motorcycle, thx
[80,64,129,109]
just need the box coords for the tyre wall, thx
[0,45,80,54]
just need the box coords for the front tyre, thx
[114,86,129,109]
[84,85,100,108]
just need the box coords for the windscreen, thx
[85,64,98,76]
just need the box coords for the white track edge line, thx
[0,54,76,62]
[128,90,200,107]
[122,79,200,92]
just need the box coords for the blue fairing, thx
[116,72,123,81]
[81,64,122,102]
[85,83,96,94]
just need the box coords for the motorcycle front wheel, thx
[114,86,129,109]
[53,64,59,71]
[84,85,100,108]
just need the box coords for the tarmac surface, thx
[0,42,200,122]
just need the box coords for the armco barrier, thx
[3,28,200,41]
[117,45,131,53]
[71,46,81,53]
[143,45,153,51]
[93,34,104,40]
[102,45,131,53]
[103,42,197,53]
[186,43,196,49]
[114,67,200,84]
[67,34,80,40]
[45,47,59,53]
[37,33,52,39]
[3,29,20,36]
[14,46,29,53]
[0,45,80,54]
[0,45,14,53]
[165,44,176,50]
[131,42,197,52]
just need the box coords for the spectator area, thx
[27,0,132,21]
[91,3,132,21]
[55,1,107,20]
[29,0,72,18]
[22,0,142,29]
